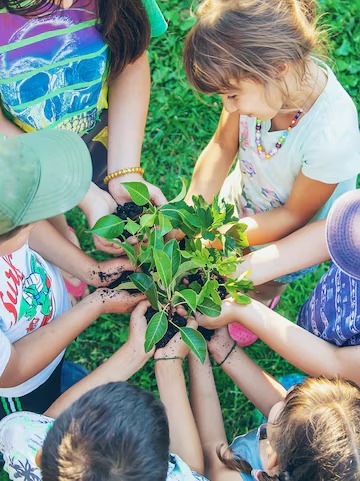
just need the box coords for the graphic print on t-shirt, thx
[0,253,53,331]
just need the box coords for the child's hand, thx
[92,288,145,315]
[109,174,167,207]
[195,297,239,329]
[154,317,198,361]
[86,257,137,288]
[127,301,155,359]
[207,326,236,365]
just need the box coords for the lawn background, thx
[1,0,359,478]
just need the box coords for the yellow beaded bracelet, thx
[103,166,145,185]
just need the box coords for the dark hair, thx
[0,0,150,79]
[183,0,327,98]
[41,382,170,481]
[218,377,360,481]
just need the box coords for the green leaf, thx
[130,273,159,309]
[179,327,207,363]
[122,182,150,206]
[153,249,172,289]
[88,215,125,239]
[111,281,137,291]
[158,204,183,228]
[173,260,202,283]
[124,218,140,235]
[174,289,197,311]
[197,297,221,317]
[145,311,168,352]
[139,212,157,228]
[197,279,220,305]
[163,239,181,276]
[226,224,249,249]
[158,212,173,236]
[169,177,188,203]
[119,243,136,265]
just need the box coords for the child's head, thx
[0,129,92,243]
[183,0,325,118]
[326,189,360,280]
[40,382,170,481]
[219,377,360,480]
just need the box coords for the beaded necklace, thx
[255,108,303,160]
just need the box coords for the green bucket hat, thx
[0,129,92,235]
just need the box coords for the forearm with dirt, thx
[0,289,143,388]
[29,221,133,287]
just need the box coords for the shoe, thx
[228,295,281,347]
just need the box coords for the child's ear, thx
[35,449,43,468]
[267,450,279,471]
[274,62,290,79]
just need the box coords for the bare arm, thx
[0,108,23,137]
[45,301,152,418]
[241,172,337,245]
[235,219,329,285]
[0,289,144,388]
[155,323,204,474]
[28,221,136,287]
[106,52,166,205]
[197,299,360,385]
[185,108,240,204]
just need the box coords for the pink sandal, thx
[228,295,281,347]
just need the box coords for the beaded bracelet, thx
[218,341,237,367]
[103,166,145,185]
[154,356,186,363]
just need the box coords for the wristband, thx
[104,167,145,185]
[154,356,186,363]
[218,341,237,366]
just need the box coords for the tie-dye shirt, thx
[0,0,167,134]
[0,411,208,481]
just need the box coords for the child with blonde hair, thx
[183,0,360,323]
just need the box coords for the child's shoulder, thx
[0,411,54,481]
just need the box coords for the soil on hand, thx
[115,202,143,239]
[145,307,187,349]
[108,270,139,293]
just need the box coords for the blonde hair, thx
[218,377,360,480]
[183,0,327,100]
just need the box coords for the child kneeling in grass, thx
[0,302,208,481]
[0,130,143,419]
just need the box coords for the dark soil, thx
[107,270,139,294]
[115,202,143,239]
[145,307,187,349]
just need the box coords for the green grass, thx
[0,1,359,479]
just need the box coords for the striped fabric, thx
[0,0,167,134]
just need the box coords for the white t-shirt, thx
[220,64,360,221]
[0,242,69,398]
[0,411,208,481]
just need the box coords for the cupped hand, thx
[206,326,235,364]
[79,182,125,255]
[94,288,145,315]
[195,297,238,329]
[86,257,137,288]
[108,173,167,207]
[154,316,198,360]
[127,300,155,358]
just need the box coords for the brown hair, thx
[218,377,360,481]
[183,0,326,99]
[0,0,150,79]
